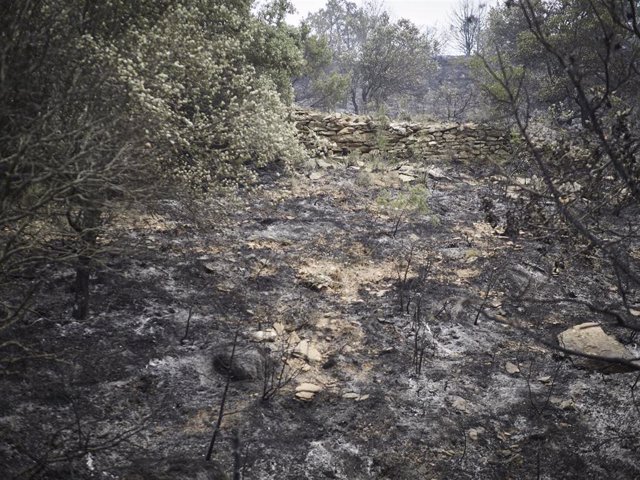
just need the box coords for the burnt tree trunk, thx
[69,207,101,320]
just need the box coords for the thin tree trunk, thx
[351,89,359,114]
[70,207,101,320]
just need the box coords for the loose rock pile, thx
[291,108,511,161]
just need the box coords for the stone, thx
[250,330,277,342]
[272,322,285,336]
[557,322,635,372]
[296,383,323,393]
[316,158,334,169]
[505,362,520,374]
[560,399,575,410]
[293,108,511,166]
[288,330,301,345]
[398,173,415,183]
[295,391,316,401]
[426,166,450,181]
[293,339,323,363]
[212,346,267,381]
[389,123,407,135]
[342,392,360,400]
[309,171,325,180]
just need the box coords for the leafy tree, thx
[357,19,437,111]
[302,1,438,113]
[292,24,352,110]
[1,0,305,364]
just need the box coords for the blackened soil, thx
[1,159,639,479]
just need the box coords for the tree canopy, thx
[300,0,439,113]
[1,0,305,327]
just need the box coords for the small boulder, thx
[295,391,316,401]
[342,392,360,400]
[295,383,323,402]
[250,329,277,342]
[293,339,323,363]
[557,322,635,372]
[296,383,323,393]
[505,362,520,374]
[213,346,267,380]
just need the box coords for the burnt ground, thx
[1,156,640,479]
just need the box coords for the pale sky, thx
[286,0,498,54]
[287,0,460,31]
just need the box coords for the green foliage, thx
[311,72,352,111]
[2,0,306,199]
[302,1,438,113]
[0,0,307,327]
[377,185,430,215]
[481,0,640,123]
[377,185,431,237]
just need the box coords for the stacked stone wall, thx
[291,109,511,161]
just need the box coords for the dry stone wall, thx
[291,108,512,162]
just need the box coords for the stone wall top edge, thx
[289,107,506,132]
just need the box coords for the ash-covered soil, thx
[2,157,639,479]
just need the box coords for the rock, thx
[316,158,334,169]
[293,339,323,363]
[389,123,407,135]
[272,322,285,336]
[342,392,360,400]
[559,399,576,410]
[557,322,635,372]
[398,173,416,183]
[295,391,316,401]
[250,330,277,342]
[505,362,520,374]
[288,330,301,345]
[212,346,267,380]
[426,166,450,180]
[203,262,216,273]
[296,383,323,393]
[309,171,325,180]
[294,382,324,400]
